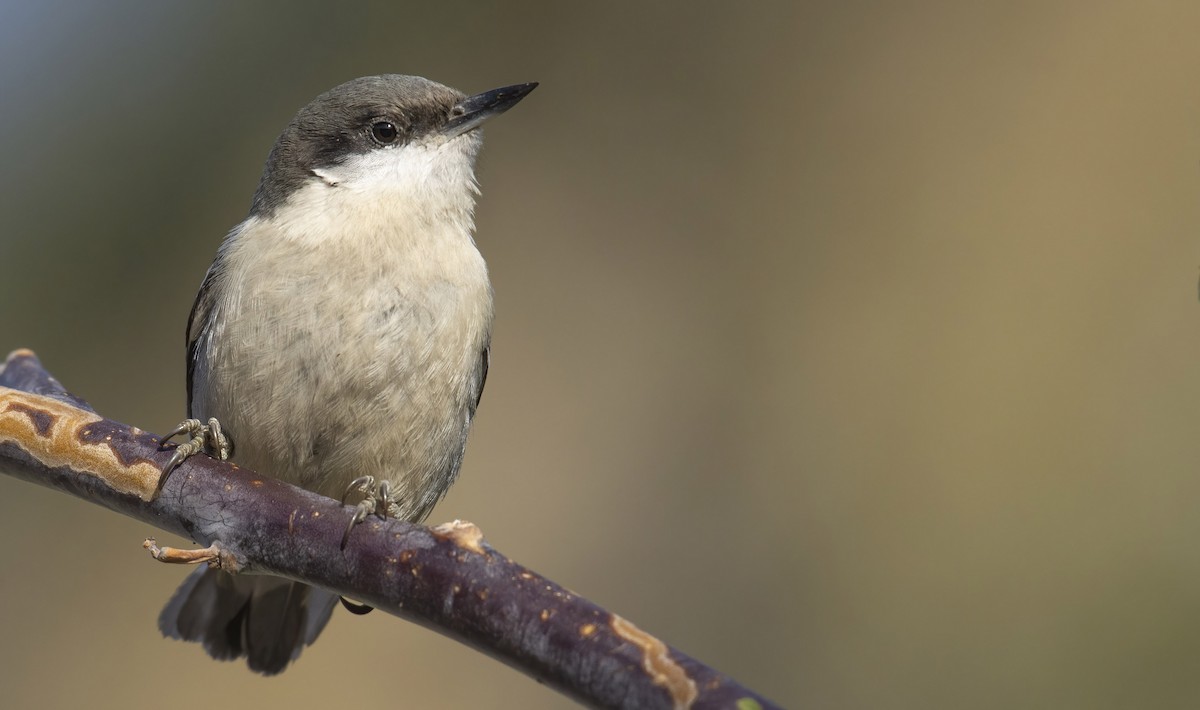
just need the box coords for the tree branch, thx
[0,349,780,710]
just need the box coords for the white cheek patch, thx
[271,136,483,247]
[313,138,479,197]
[312,167,341,186]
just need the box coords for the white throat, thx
[270,136,482,249]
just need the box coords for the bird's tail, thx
[158,567,338,675]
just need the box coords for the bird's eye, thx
[370,121,399,144]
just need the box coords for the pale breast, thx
[192,197,493,519]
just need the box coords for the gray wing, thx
[185,262,223,418]
[471,344,489,414]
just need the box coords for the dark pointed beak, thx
[443,82,538,137]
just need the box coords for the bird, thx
[155,74,536,674]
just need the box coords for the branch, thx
[0,349,780,710]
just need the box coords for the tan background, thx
[2,2,1199,708]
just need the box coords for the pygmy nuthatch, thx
[157,74,536,674]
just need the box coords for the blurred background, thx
[1,1,1199,708]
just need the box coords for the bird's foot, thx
[340,475,396,549]
[156,417,232,496]
[339,475,396,615]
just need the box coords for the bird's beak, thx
[443,82,538,138]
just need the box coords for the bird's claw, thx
[341,498,372,550]
[340,475,394,549]
[155,417,232,497]
[339,597,374,615]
